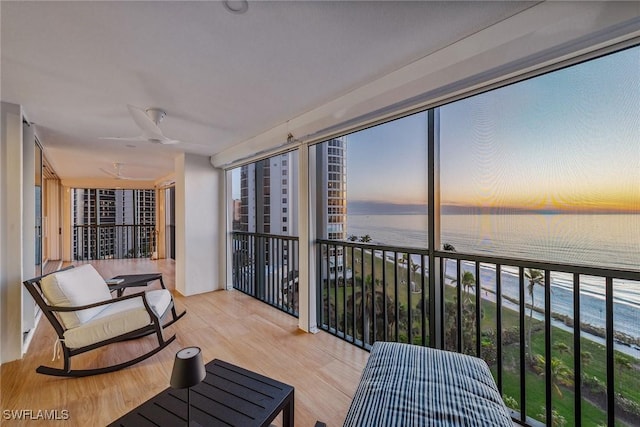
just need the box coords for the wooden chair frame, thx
[23,266,184,377]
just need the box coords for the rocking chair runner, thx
[23,264,186,377]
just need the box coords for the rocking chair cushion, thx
[63,289,172,349]
[41,264,113,329]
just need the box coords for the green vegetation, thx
[320,247,640,426]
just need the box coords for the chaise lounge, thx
[23,264,184,377]
[343,341,513,426]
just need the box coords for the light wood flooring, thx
[1,259,369,426]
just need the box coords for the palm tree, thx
[460,271,475,303]
[347,234,358,242]
[525,268,544,363]
[359,234,372,243]
[347,285,395,343]
[535,355,573,399]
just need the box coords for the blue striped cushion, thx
[343,342,512,426]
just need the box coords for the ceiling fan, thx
[101,105,180,145]
[100,162,154,181]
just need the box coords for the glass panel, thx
[232,152,299,235]
[438,46,640,425]
[439,46,640,271]
[312,113,429,244]
[313,113,429,347]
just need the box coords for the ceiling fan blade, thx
[159,137,181,145]
[99,167,122,179]
[120,175,156,181]
[127,104,163,136]
[99,136,147,142]
[99,167,154,181]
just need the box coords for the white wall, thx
[1,102,24,363]
[175,153,225,296]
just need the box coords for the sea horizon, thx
[347,200,640,216]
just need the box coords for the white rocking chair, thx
[23,264,183,377]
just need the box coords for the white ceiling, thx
[2,1,540,183]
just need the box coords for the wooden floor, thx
[1,259,369,426]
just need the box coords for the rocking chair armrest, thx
[47,291,148,313]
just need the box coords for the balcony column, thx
[175,153,225,296]
[298,145,317,333]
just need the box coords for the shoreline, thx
[357,248,640,359]
[465,282,640,360]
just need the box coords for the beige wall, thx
[1,102,25,363]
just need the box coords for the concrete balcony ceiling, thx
[5,1,638,183]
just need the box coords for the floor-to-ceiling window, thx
[437,44,640,427]
[312,44,639,426]
[71,188,155,260]
[314,116,431,347]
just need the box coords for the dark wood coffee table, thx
[107,272,165,297]
[108,359,295,426]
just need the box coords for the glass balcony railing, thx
[232,231,299,317]
[72,224,156,260]
[316,239,640,427]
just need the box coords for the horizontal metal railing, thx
[231,231,299,317]
[73,224,155,260]
[316,239,640,427]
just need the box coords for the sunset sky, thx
[346,45,639,213]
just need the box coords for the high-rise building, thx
[72,189,155,259]
[238,140,347,240]
[239,151,299,236]
[315,138,347,240]
[314,137,350,282]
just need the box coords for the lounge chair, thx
[23,264,183,377]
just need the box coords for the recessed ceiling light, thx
[224,0,248,14]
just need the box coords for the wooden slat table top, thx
[108,359,295,427]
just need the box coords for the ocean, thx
[347,214,640,342]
